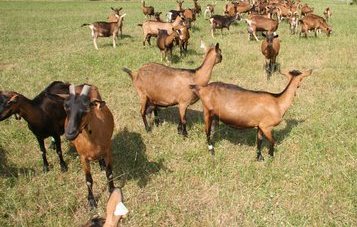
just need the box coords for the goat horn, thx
[69,84,75,95]
[80,85,91,96]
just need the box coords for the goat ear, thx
[91,99,106,109]
[8,94,18,104]
[274,33,279,38]
[302,69,313,77]
[279,69,292,79]
[215,43,220,50]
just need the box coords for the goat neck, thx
[277,70,312,116]
[194,44,221,86]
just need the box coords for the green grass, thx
[0,0,356,226]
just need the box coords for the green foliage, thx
[0,0,356,226]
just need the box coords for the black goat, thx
[209,14,240,38]
[0,81,69,172]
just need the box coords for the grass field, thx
[0,0,356,226]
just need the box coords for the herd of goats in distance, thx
[0,0,332,225]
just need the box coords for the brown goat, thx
[142,0,155,18]
[107,7,124,39]
[323,7,332,21]
[81,12,126,50]
[300,4,314,17]
[224,2,238,17]
[204,2,216,19]
[190,69,313,160]
[288,14,299,34]
[173,24,190,56]
[63,84,115,209]
[193,0,202,16]
[299,14,332,38]
[83,188,128,227]
[261,32,280,79]
[138,15,184,46]
[156,28,181,63]
[245,15,279,41]
[154,12,163,22]
[176,0,185,11]
[122,42,222,136]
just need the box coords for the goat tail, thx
[81,23,90,27]
[122,67,135,80]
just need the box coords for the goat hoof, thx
[89,199,97,210]
[43,165,49,173]
[48,143,56,150]
[256,155,264,162]
[209,148,215,156]
[60,164,68,172]
[154,118,162,127]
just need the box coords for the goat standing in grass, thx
[157,28,181,63]
[62,84,115,209]
[81,9,126,50]
[107,7,125,39]
[261,32,280,79]
[122,42,222,137]
[209,14,240,38]
[0,82,69,172]
[142,0,155,18]
[190,69,313,160]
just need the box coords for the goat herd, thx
[0,0,333,225]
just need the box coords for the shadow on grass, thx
[0,145,35,180]
[112,127,167,188]
[211,119,304,151]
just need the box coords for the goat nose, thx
[65,129,78,140]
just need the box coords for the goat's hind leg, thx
[256,128,264,161]
[140,96,150,132]
[177,104,188,137]
[260,127,275,158]
[204,108,214,155]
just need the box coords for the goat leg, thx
[256,128,264,161]
[53,134,68,172]
[204,110,214,155]
[261,127,275,158]
[178,104,188,137]
[140,97,151,132]
[153,107,162,127]
[99,159,106,171]
[105,161,115,193]
[37,137,50,172]
[82,158,97,209]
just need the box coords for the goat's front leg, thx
[112,34,117,48]
[53,134,68,172]
[81,157,97,209]
[37,137,49,172]
[93,36,99,50]
[104,153,115,193]
[177,104,188,137]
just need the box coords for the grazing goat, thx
[81,12,126,50]
[122,42,222,136]
[245,15,279,41]
[83,188,128,227]
[190,69,313,160]
[204,2,216,19]
[299,14,332,38]
[261,32,280,79]
[142,0,155,18]
[0,81,69,172]
[323,7,332,21]
[156,28,181,63]
[209,14,240,38]
[63,84,115,209]
[139,15,184,46]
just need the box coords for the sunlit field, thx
[0,0,356,226]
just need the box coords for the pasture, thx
[0,0,356,226]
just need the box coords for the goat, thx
[81,12,126,50]
[138,15,184,46]
[63,84,115,209]
[107,7,124,39]
[142,0,155,18]
[0,81,69,172]
[193,0,202,16]
[83,188,128,227]
[154,12,163,22]
[323,7,332,22]
[299,14,332,38]
[209,14,240,38]
[204,2,216,19]
[174,24,190,56]
[300,4,313,17]
[190,69,313,160]
[224,2,238,17]
[245,15,279,41]
[122,42,222,137]
[156,28,181,63]
[261,32,280,79]
[288,14,299,35]
[176,0,184,11]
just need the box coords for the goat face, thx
[0,92,19,121]
[64,85,91,141]
[262,32,278,46]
